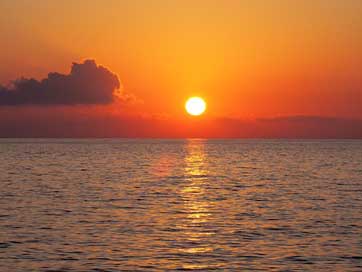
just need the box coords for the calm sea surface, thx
[0,139,362,271]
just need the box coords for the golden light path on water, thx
[178,139,215,270]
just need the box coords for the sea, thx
[0,139,361,271]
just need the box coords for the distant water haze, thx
[0,139,361,271]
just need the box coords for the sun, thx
[185,97,206,116]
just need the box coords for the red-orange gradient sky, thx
[0,0,362,138]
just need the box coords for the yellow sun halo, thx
[185,97,206,116]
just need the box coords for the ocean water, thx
[0,139,362,271]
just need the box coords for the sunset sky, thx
[1,0,362,137]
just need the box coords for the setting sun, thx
[185,97,206,116]
[1,2,362,272]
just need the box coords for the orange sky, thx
[0,0,362,137]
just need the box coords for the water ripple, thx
[0,139,361,271]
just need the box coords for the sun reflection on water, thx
[178,139,215,258]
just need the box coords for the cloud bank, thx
[0,60,120,105]
[0,106,361,138]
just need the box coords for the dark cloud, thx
[0,107,361,138]
[0,60,120,105]
[253,116,362,138]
